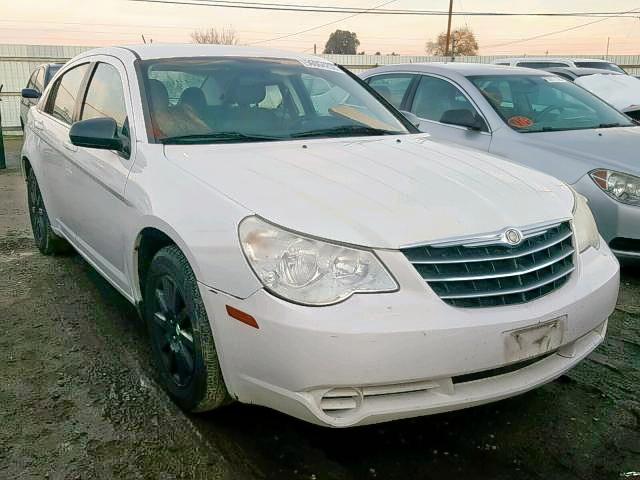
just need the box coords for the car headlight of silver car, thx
[239,216,398,305]
[590,169,640,207]
[572,189,600,253]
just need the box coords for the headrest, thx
[226,80,267,106]
[179,87,206,109]
[148,79,169,111]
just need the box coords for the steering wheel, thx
[535,105,565,122]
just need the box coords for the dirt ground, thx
[0,136,638,480]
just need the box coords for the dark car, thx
[20,63,64,130]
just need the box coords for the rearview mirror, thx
[440,109,485,131]
[21,88,41,99]
[69,117,123,151]
[400,110,421,128]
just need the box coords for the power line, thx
[246,0,398,46]
[128,0,640,18]
[484,5,640,48]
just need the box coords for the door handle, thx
[34,120,44,130]
[63,142,78,152]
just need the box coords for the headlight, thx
[590,169,640,206]
[239,216,398,306]
[572,189,600,253]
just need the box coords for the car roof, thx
[76,43,328,63]
[497,57,612,63]
[363,62,548,78]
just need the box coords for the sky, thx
[0,0,639,56]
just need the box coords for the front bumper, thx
[200,243,619,427]
[573,174,640,259]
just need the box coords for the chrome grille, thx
[401,221,575,308]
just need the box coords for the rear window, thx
[516,62,568,69]
[574,62,625,74]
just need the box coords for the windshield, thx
[139,57,410,144]
[468,74,635,133]
[574,62,626,74]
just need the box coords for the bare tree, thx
[425,26,479,56]
[191,27,239,45]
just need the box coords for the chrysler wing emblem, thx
[504,228,523,246]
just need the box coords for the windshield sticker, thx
[508,116,534,129]
[298,58,341,72]
[543,76,566,83]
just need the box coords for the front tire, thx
[26,168,71,255]
[144,245,231,412]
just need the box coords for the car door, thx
[366,73,418,111]
[36,62,91,232]
[406,74,492,151]
[67,59,136,295]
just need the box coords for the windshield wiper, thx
[598,122,623,129]
[159,132,279,144]
[291,125,400,139]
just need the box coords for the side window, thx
[411,75,478,124]
[81,63,128,132]
[367,74,414,109]
[46,63,89,125]
[33,68,45,92]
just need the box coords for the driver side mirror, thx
[440,109,486,131]
[21,88,41,99]
[400,110,421,128]
[69,117,123,151]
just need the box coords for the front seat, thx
[222,80,273,132]
[179,87,207,117]
[147,79,171,137]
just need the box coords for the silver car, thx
[361,63,640,260]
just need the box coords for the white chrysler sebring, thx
[21,45,619,427]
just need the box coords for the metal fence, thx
[2,43,639,134]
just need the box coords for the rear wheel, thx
[144,245,231,412]
[26,168,71,255]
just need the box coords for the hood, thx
[164,135,572,248]
[575,74,640,112]
[511,127,640,183]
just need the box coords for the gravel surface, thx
[0,138,638,479]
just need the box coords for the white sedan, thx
[21,44,619,427]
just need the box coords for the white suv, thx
[21,44,619,427]
[493,57,626,73]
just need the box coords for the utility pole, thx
[314,43,317,54]
[606,37,610,57]
[444,0,454,57]
[450,36,456,62]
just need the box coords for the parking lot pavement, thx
[1,137,638,479]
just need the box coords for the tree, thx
[323,30,360,54]
[425,26,479,56]
[191,27,239,45]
